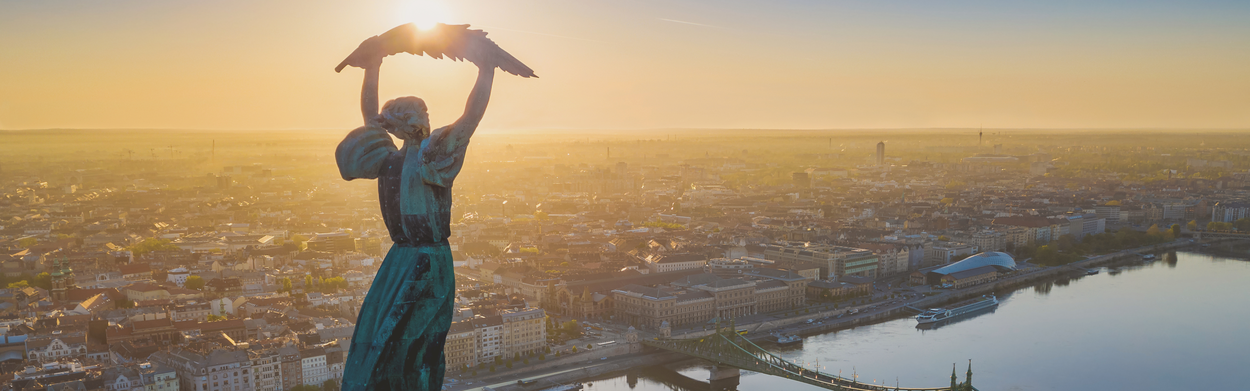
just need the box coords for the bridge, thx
[641,322,975,391]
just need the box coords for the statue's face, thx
[396,109,431,141]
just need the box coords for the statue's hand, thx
[338,36,386,71]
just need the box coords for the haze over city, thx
[2,1,1250,391]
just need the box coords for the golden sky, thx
[1,0,1248,131]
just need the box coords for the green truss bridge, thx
[641,324,976,391]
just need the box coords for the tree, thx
[543,345,551,354]
[539,353,546,361]
[1188,220,1199,231]
[17,237,37,248]
[6,281,29,289]
[1207,221,1233,231]
[281,277,293,293]
[32,273,51,290]
[1146,224,1161,237]
[571,346,578,353]
[207,314,227,322]
[505,361,513,369]
[305,275,314,289]
[1170,224,1182,238]
[322,379,339,391]
[1035,245,1059,265]
[322,277,347,292]
[291,234,309,251]
[1235,218,1250,232]
[184,275,206,290]
[586,344,593,349]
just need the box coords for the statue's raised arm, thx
[334,23,535,183]
[336,23,536,126]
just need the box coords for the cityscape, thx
[1,128,1248,391]
[3,0,1250,390]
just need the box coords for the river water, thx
[579,251,1250,391]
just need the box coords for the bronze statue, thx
[333,23,534,390]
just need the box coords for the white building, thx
[644,253,707,273]
[167,267,191,287]
[248,348,283,391]
[471,316,504,364]
[149,348,254,391]
[25,334,87,363]
[1212,202,1250,223]
[924,242,979,268]
[300,347,329,386]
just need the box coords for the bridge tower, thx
[626,326,641,353]
[708,365,741,390]
[966,359,973,389]
[660,320,671,338]
[950,363,957,390]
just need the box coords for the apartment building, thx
[853,243,911,277]
[150,348,254,391]
[612,270,807,330]
[445,306,548,368]
[501,307,546,359]
[299,347,329,386]
[644,253,708,273]
[762,243,879,280]
[248,348,283,391]
[923,242,979,268]
[991,216,1055,246]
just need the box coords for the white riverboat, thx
[916,295,999,324]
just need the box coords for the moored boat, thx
[916,295,999,324]
[775,333,802,346]
[543,383,583,391]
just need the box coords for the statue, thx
[333,23,535,391]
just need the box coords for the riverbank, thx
[472,352,689,391]
[664,239,1208,344]
[465,239,1221,390]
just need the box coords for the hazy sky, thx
[1,0,1248,131]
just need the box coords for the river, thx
[577,251,1250,391]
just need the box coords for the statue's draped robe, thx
[336,124,468,391]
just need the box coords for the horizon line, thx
[3,126,1249,133]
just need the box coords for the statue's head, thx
[376,96,430,141]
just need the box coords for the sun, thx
[396,0,453,30]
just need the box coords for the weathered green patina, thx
[333,23,533,391]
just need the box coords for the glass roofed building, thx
[925,252,1017,285]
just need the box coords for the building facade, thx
[445,306,547,368]
[612,270,807,330]
[762,243,879,280]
